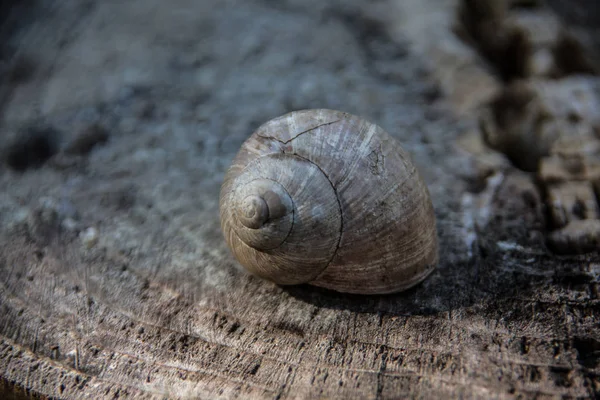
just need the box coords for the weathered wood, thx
[0,0,598,399]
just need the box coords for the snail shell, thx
[220,109,438,294]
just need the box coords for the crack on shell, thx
[257,119,342,144]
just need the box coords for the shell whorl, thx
[232,178,294,250]
[236,188,287,230]
[220,153,342,285]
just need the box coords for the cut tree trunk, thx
[0,0,598,399]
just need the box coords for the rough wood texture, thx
[0,0,599,399]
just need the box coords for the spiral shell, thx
[220,109,438,294]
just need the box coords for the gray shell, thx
[220,109,438,294]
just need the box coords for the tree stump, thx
[0,0,598,398]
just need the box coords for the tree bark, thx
[0,0,598,399]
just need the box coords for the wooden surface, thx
[0,0,599,399]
